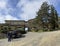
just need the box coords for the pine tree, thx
[50,5,58,30]
[36,2,58,31]
[36,2,49,31]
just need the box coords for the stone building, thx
[0,20,26,32]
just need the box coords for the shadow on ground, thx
[12,34,26,39]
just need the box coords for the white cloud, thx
[0,0,7,9]
[0,14,19,23]
[0,15,5,23]
[0,0,19,23]
[19,2,40,21]
[17,0,47,21]
[48,0,59,7]
[5,15,19,20]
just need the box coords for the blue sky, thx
[0,0,60,23]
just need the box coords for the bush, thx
[0,33,7,39]
[0,30,8,34]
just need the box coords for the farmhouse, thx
[0,20,26,32]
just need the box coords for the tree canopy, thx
[36,2,58,31]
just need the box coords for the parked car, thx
[11,27,27,38]
[11,30,22,38]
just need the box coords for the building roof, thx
[5,20,25,26]
[5,20,25,22]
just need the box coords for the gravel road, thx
[0,31,60,46]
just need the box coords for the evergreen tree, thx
[36,2,58,31]
[50,5,58,30]
[36,2,49,31]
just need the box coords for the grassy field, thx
[0,31,60,46]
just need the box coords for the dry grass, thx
[38,31,60,46]
[11,31,60,46]
[1,31,60,46]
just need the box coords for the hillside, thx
[0,31,60,46]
